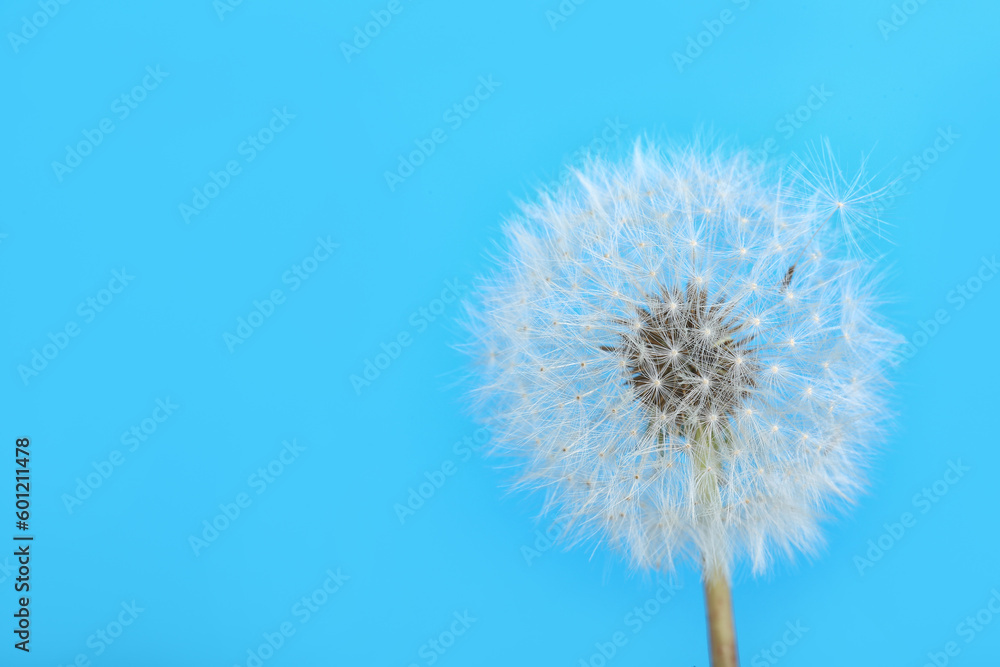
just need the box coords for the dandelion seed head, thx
[462,141,899,575]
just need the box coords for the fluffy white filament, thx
[463,141,899,576]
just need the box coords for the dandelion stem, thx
[704,565,739,667]
[692,425,739,666]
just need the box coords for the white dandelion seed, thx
[461,140,900,666]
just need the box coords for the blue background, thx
[2,0,998,665]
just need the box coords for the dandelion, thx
[461,140,900,666]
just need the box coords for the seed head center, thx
[605,284,758,433]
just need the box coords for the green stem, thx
[692,425,739,667]
[703,565,738,667]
